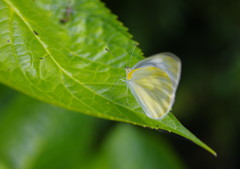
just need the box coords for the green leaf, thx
[0,0,216,155]
[88,124,186,169]
[0,86,186,169]
[0,88,99,169]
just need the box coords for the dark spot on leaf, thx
[7,40,10,43]
[33,30,39,35]
[39,55,48,60]
[60,7,73,24]
[60,18,68,24]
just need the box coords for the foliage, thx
[0,0,215,162]
[0,87,186,168]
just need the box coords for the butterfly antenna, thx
[128,45,137,67]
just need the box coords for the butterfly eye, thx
[125,67,131,73]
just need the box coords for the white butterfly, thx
[125,53,181,119]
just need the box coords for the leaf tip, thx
[211,150,217,157]
[204,145,217,157]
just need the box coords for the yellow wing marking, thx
[127,68,140,80]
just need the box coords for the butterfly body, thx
[125,53,181,119]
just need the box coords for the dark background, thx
[102,0,240,168]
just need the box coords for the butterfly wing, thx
[132,53,181,88]
[128,53,181,119]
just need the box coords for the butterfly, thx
[125,53,181,119]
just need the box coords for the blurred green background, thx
[102,0,240,168]
[1,0,240,168]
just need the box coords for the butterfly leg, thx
[109,76,125,92]
[114,78,129,105]
[120,78,126,82]
[114,78,130,105]
[126,82,130,105]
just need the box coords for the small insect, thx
[125,53,181,119]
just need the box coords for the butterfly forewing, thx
[133,53,181,88]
